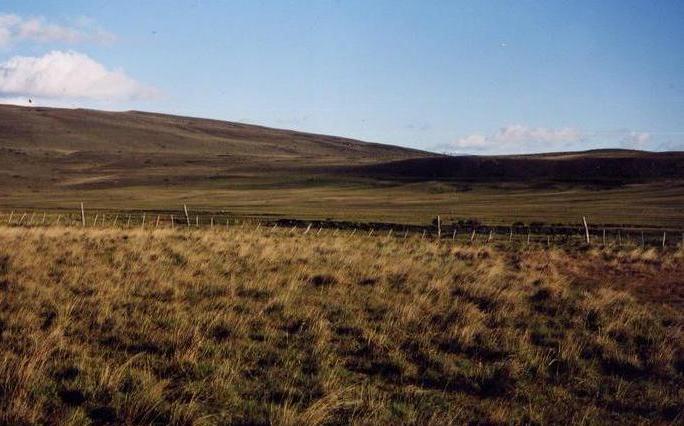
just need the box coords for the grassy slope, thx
[344,151,684,182]
[0,105,426,158]
[1,104,683,227]
[0,226,682,424]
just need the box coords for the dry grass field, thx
[0,225,682,425]
[4,179,684,228]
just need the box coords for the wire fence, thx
[1,205,683,249]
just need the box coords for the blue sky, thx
[0,0,682,154]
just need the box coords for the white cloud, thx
[621,131,651,149]
[448,125,669,154]
[0,14,114,46]
[0,50,158,102]
[491,124,581,144]
[453,133,488,148]
[453,124,583,151]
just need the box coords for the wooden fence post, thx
[196,216,199,227]
[641,231,644,248]
[509,227,513,242]
[304,223,312,234]
[662,232,666,248]
[184,204,190,227]
[41,212,46,225]
[582,216,590,244]
[527,229,531,245]
[126,215,131,227]
[404,229,408,239]
[452,229,457,241]
[488,229,493,243]
[156,215,161,228]
[29,212,35,225]
[470,229,476,243]
[603,229,606,245]
[81,202,86,227]
[93,213,98,227]
[113,214,119,227]
[7,211,13,225]
[436,215,441,239]
[56,214,62,225]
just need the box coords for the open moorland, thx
[1,105,684,227]
[1,105,683,424]
[0,225,683,425]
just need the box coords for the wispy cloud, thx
[620,131,651,149]
[0,50,158,103]
[452,124,583,152]
[452,133,488,149]
[443,125,679,154]
[0,14,114,47]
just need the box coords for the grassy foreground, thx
[0,227,682,425]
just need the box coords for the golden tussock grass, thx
[0,226,682,425]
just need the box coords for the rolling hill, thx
[1,104,683,227]
[341,150,684,183]
[0,104,428,189]
[0,105,426,159]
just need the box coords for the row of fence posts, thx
[1,206,683,249]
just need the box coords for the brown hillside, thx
[1,105,683,227]
[0,104,426,160]
[342,152,684,183]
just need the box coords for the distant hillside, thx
[341,151,684,183]
[1,105,683,227]
[0,104,426,162]
[2,105,681,185]
[0,104,432,193]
